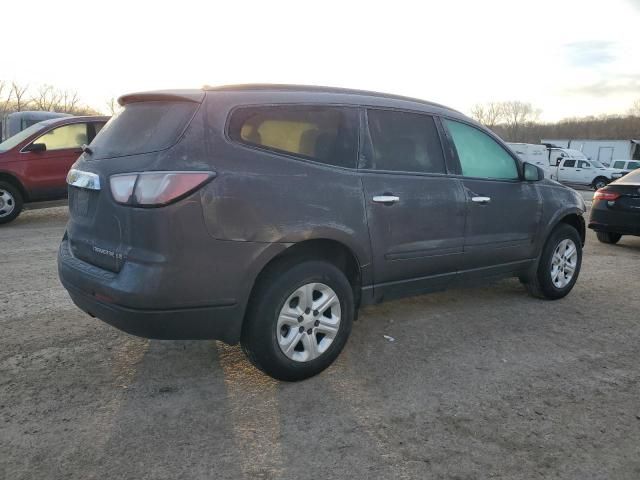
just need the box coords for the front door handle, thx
[471,196,491,204]
[372,195,400,204]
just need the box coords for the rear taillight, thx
[110,171,214,207]
[593,190,621,201]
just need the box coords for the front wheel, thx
[0,181,23,225]
[593,177,609,190]
[524,224,582,300]
[596,231,621,244]
[241,260,354,381]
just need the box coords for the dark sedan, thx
[589,168,640,244]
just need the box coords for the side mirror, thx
[23,142,46,153]
[524,162,544,181]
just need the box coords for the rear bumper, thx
[588,204,640,236]
[63,282,241,342]
[57,237,280,344]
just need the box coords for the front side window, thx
[228,106,358,168]
[628,161,640,169]
[613,160,626,169]
[564,160,576,168]
[444,119,518,180]
[578,160,591,168]
[31,123,88,151]
[364,109,445,174]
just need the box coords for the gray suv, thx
[58,85,586,381]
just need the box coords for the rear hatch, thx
[66,91,206,272]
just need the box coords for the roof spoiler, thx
[118,90,205,106]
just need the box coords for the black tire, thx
[525,224,582,300]
[0,181,23,225]
[593,177,609,190]
[241,259,354,381]
[596,231,622,244]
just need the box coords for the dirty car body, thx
[58,85,586,380]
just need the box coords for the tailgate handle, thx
[67,169,101,191]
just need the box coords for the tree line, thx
[470,99,640,143]
[0,80,110,117]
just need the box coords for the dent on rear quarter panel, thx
[200,161,369,247]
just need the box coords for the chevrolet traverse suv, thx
[58,85,586,381]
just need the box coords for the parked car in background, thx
[550,158,625,189]
[609,159,640,176]
[547,147,588,166]
[543,139,640,166]
[1,111,72,142]
[0,115,109,223]
[589,168,640,244]
[58,85,586,381]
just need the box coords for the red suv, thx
[0,115,109,224]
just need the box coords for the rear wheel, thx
[0,181,23,225]
[593,177,609,190]
[524,224,582,300]
[241,260,354,381]
[596,231,622,244]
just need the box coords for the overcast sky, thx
[2,0,639,121]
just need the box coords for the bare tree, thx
[105,97,121,116]
[470,102,504,128]
[501,101,540,142]
[0,81,12,114]
[629,99,640,116]
[58,90,80,113]
[11,82,29,111]
[32,84,62,111]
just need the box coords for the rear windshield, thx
[90,101,198,159]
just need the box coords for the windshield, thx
[591,160,605,168]
[90,101,198,159]
[0,121,50,152]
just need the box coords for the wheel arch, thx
[244,238,363,324]
[0,171,29,202]
[542,209,586,249]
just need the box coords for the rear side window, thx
[364,109,445,174]
[90,101,198,159]
[564,160,576,168]
[228,106,358,168]
[444,119,518,180]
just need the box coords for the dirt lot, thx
[1,205,639,480]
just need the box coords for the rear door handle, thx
[372,195,400,204]
[471,196,491,204]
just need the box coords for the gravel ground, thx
[1,205,639,480]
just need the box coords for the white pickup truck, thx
[551,158,624,189]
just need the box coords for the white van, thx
[506,143,552,177]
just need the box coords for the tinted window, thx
[364,110,445,173]
[90,101,198,159]
[578,161,591,168]
[229,106,358,168]
[613,160,626,169]
[444,119,518,180]
[32,123,87,150]
[564,160,576,168]
[628,161,640,169]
